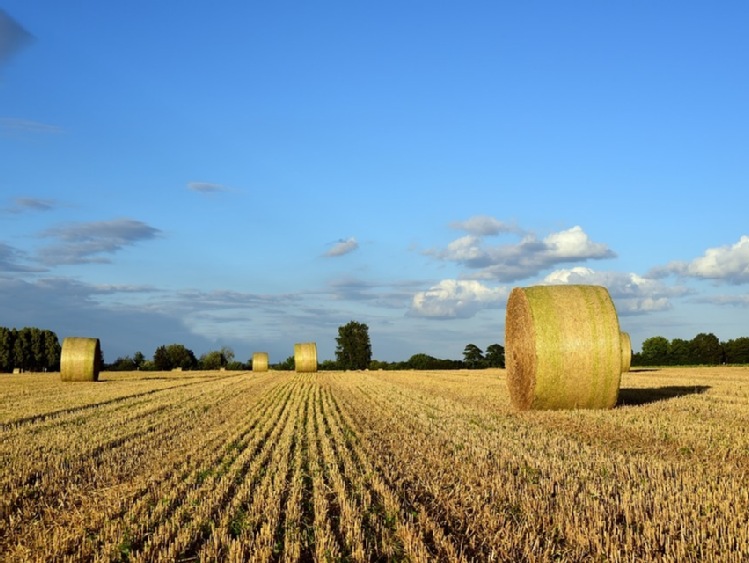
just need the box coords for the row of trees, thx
[7,323,749,374]
[0,327,61,373]
[633,333,749,366]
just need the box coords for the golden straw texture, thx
[620,332,632,373]
[60,337,101,382]
[505,285,622,410]
[294,342,317,373]
[252,352,269,372]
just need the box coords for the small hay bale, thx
[172,367,183,372]
[252,352,269,372]
[620,331,632,373]
[60,337,101,382]
[12,367,21,374]
[294,342,317,373]
[505,285,622,410]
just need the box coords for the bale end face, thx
[620,332,632,373]
[505,285,622,410]
[60,337,101,382]
[294,342,317,373]
[252,352,269,372]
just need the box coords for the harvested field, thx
[1,367,748,562]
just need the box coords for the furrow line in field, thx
[0,371,247,430]
[132,376,299,562]
[322,375,455,561]
[0,374,264,528]
[1,374,291,562]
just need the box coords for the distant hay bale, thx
[252,352,269,372]
[620,331,632,373]
[60,337,101,382]
[172,367,183,372]
[505,285,622,410]
[12,367,21,374]
[294,342,317,373]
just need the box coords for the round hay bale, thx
[252,352,269,372]
[60,337,101,382]
[294,342,317,373]
[505,285,622,410]
[620,331,632,373]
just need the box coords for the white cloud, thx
[652,236,749,284]
[409,279,508,319]
[324,237,359,257]
[430,224,615,282]
[542,267,689,314]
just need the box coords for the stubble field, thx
[1,367,748,562]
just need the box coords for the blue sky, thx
[1,2,748,364]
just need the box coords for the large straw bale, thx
[620,331,632,373]
[505,285,622,410]
[294,342,317,373]
[60,337,101,382]
[252,352,269,372]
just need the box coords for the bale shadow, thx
[630,368,660,373]
[617,385,711,406]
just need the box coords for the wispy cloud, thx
[0,241,44,272]
[0,9,33,66]
[650,235,749,285]
[409,279,508,319]
[449,215,520,236]
[38,218,162,265]
[429,219,615,282]
[324,237,359,257]
[4,197,61,214]
[187,182,229,194]
[0,118,62,134]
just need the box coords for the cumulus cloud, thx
[542,266,689,314]
[409,279,508,319]
[430,223,615,282]
[38,218,161,265]
[187,182,229,194]
[324,237,359,258]
[651,236,749,285]
[449,215,519,236]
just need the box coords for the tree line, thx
[632,333,749,366]
[6,323,749,374]
[0,326,61,372]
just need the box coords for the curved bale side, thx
[252,352,269,372]
[620,331,632,373]
[60,337,101,382]
[294,342,317,373]
[505,285,622,410]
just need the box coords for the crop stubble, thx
[1,367,748,562]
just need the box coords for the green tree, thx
[0,327,13,372]
[668,338,691,365]
[132,351,146,370]
[274,356,295,371]
[463,344,485,369]
[42,330,61,371]
[723,337,749,364]
[199,347,234,370]
[485,343,505,368]
[335,321,372,370]
[153,344,198,370]
[641,336,669,366]
[689,333,723,365]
